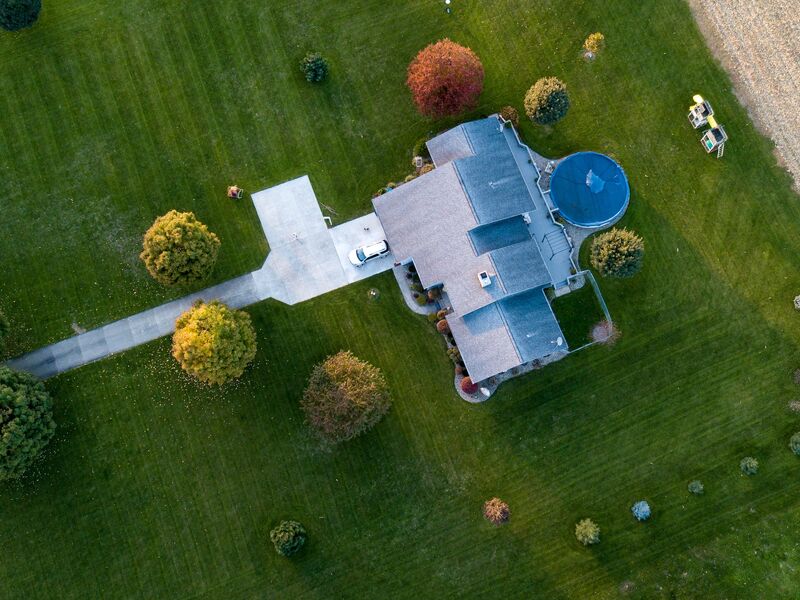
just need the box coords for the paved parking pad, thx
[329,212,393,283]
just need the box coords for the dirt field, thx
[689,0,800,191]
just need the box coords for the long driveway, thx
[6,176,393,379]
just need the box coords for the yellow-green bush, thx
[140,210,220,287]
[172,300,257,385]
[590,228,645,278]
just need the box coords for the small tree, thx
[575,518,600,545]
[590,228,644,278]
[407,39,484,118]
[172,300,257,385]
[301,351,391,443]
[0,366,56,481]
[499,106,520,128]
[140,210,221,287]
[631,500,651,521]
[583,33,605,56]
[483,497,510,526]
[524,77,570,125]
[0,0,41,31]
[740,456,759,475]
[687,480,704,495]
[270,520,307,557]
[301,53,328,83]
[790,432,800,456]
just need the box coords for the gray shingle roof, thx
[500,288,566,361]
[468,216,530,255]
[447,304,521,383]
[426,126,474,167]
[491,239,551,295]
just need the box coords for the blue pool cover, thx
[549,152,630,228]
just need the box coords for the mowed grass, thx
[3,0,800,598]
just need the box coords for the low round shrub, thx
[524,77,570,125]
[0,366,56,481]
[426,313,440,324]
[483,497,509,526]
[436,309,449,319]
[270,520,307,557]
[419,163,434,175]
[631,500,651,521]
[414,295,428,306]
[499,105,520,128]
[590,228,645,278]
[301,351,391,443]
[740,456,759,475]
[575,518,600,546]
[790,432,800,456]
[436,319,450,334]
[404,174,417,183]
[172,300,257,385]
[461,376,478,394]
[583,32,605,55]
[301,53,328,83]
[687,480,704,495]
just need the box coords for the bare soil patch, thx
[688,0,800,191]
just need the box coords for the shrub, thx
[740,456,759,475]
[301,53,328,83]
[524,77,570,125]
[301,351,391,443]
[0,309,9,347]
[412,138,431,160]
[0,366,56,481]
[410,282,424,293]
[419,163,434,175]
[270,520,307,557]
[436,319,450,334]
[575,519,600,546]
[455,365,464,375]
[426,313,439,324]
[483,497,509,526]
[172,300,257,385]
[687,480,704,495]
[407,39,484,118]
[436,309,449,319]
[583,32,605,55]
[790,432,800,456]
[631,500,651,521]
[404,174,417,183]
[0,0,40,31]
[461,376,478,394]
[590,228,644,278]
[499,106,519,128]
[427,287,442,300]
[414,295,428,306]
[140,210,220,287]
[447,347,462,363]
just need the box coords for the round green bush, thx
[0,0,41,31]
[0,366,56,481]
[140,210,221,287]
[590,228,645,278]
[740,456,759,475]
[270,520,307,557]
[687,480,704,495]
[790,432,800,456]
[575,518,600,545]
[301,53,328,83]
[172,300,257,385]
[524,77,570,125]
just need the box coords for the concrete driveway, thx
[330,212,393,283]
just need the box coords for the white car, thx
[348,240,390,267]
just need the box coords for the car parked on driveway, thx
[348,240,390,267]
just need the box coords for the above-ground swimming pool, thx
[549,152,630,228]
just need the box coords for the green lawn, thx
[551,282,607,348]
[3,0,800,598]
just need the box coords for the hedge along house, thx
[373,116,609,385]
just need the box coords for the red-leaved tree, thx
[406,39,485,118]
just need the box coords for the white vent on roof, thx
[478,271,492,288]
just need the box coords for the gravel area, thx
[689,0,800,190]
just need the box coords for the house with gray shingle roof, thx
[373,116,577,383]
